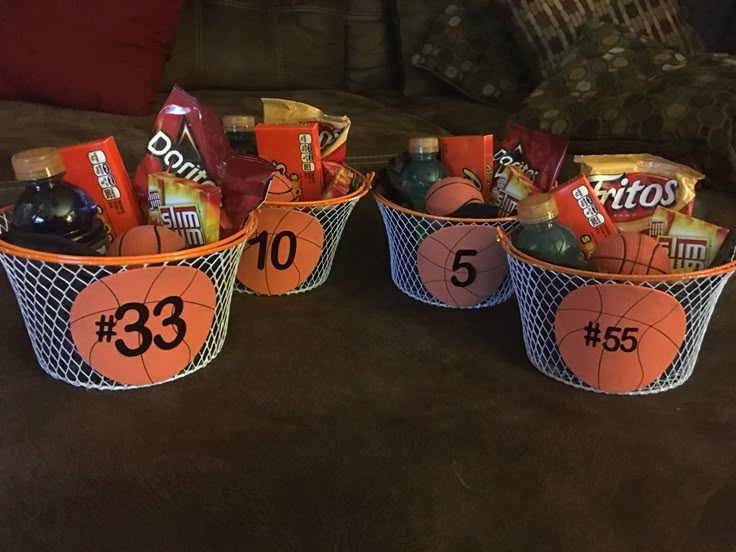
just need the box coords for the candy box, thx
[439,135,494,202]
[552,175,618,259]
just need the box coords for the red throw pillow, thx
[0,1,183,115]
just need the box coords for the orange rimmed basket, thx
[374,191,518,308]
[501,230,736,395]
[0,209,258,390]
[236,169,374,295]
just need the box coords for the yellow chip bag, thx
[575,154,703,233]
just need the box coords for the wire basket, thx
[236,171,373,295]
[375,192,518,308]
[502,232,736,395]
[0,211,258,390]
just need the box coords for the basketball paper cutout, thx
[416,225,507,307]
[69,266,216,386]
[237,207,324,294]
[555,284,686,393]
[424,177,484,217]
[266,172,300,202]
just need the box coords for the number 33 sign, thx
[416,225,508,308]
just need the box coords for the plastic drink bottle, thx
[513,193,592,270]
[11,147,107,253]
[223,114,257,155]
[399,136,449,212]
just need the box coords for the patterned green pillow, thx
[411,2,530,104]
[515,21,736,189]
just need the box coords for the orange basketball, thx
[416,225,507,307]
[69,266,217,386]
[237,207,324,294]
[107,225,186,257]
[591,232,671,275]
[424,177,484,217]
[266,172,301,202]
[555,284,686,393]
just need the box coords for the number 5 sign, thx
[416,225,508,307]
[237,207,325,295]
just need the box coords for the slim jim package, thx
[552,175,618,259]
[490,164,540,217]
[439,135,494,202]
[147,172,221,247]
[255,122,324,201]
[649,206,730,272]
[60,137,144,240]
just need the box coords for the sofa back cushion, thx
[346,0,400,92]
[161,0,345,91]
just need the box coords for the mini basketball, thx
[237,207,324,295]
[590,232,671,275]
[416,225,507,307]
[266,172,301,202]
[107,225,185,257]
[555,284,686,393]
[424,177,484,217]
[69,266,217,386]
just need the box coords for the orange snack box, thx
[490,164,540,217]
[59,137,144,240]
[552,175,619,259]
[147,172,221,247]
[439,135,494,202]
[255,122,323,201]
[649,206,731,273]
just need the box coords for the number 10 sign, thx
[416,225,508,308]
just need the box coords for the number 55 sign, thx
[416,225,508,308]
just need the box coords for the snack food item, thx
[439,135,494,201]
[649,206,731,272]
[60,137,144,241]
[262,98,351,164]
[255,122,324,201]
[322,162,364,200]
[147,172,221,247]
[575,154,703,234]
[552,175,618,259]
[494,124,568,193]
[134,86,274,233]
[490,163,541,217]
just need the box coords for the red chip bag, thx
[134,86,275,233]
[493,123,569,193]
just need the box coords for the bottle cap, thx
[408,136,439,154]
[516,193,559,224]
[11,147,66,182]
[222,115,255,131]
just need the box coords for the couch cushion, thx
[346,0,400,92]
[0,0,182,116]
[495,0,704,79]
[0,90,451,185]
[161,0,345,91]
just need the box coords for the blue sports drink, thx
[399,136,449,213]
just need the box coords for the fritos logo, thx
[588,172,678,223]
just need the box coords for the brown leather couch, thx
[1,2,735,550]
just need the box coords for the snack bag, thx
[262,98,351,164]
[255,122,324,201]
[494,123,569,192]
[439,135,494,202]
[134,86,274,234]
[322,162,364,200]
[552,175,618,259]
[60,137,144,240]
[649,206,730,273]
[147,172,221,247]
[575,154,703,234]
[490,163,541,217]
